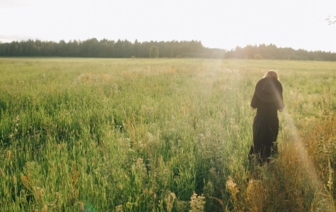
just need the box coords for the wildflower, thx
[190,192,205,212]
[115,204,123,212]
[226,176,239,196]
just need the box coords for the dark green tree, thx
[149,45,159,58]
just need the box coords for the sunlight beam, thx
[282,110,333,209]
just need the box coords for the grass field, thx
[0,58,336,211]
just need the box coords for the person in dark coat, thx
[249,70,285,164]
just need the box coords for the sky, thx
[1,0,336,52]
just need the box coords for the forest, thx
[0,38,336,61]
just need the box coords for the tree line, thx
[0,38,335,61]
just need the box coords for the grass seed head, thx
[7,150,11,159]
[41,204,47,212]
[165,191,176,212]
[79,202,85,211]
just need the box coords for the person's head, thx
[263,70,279,80]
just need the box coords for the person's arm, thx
[250,92,258,109]
[278,95,285,112]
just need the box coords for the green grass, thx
[0,58,336,211]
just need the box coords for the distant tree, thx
[149,45,159,58]
[254,54,263,59]
[133,39,140,57]
[58,40,67,56]
[326,16,336,25]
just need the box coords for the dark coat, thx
[249,78,284,163]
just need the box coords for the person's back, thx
[249,71,284,164]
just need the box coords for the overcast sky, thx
[1,0,335,52]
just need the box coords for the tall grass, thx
[0,58,335,211]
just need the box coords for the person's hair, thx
[263,70,279,80]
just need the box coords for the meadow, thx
[0,58,336,211]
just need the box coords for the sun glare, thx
[282,110,333,207]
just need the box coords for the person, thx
[249,70,285,164]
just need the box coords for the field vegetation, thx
[0,58,336,211]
